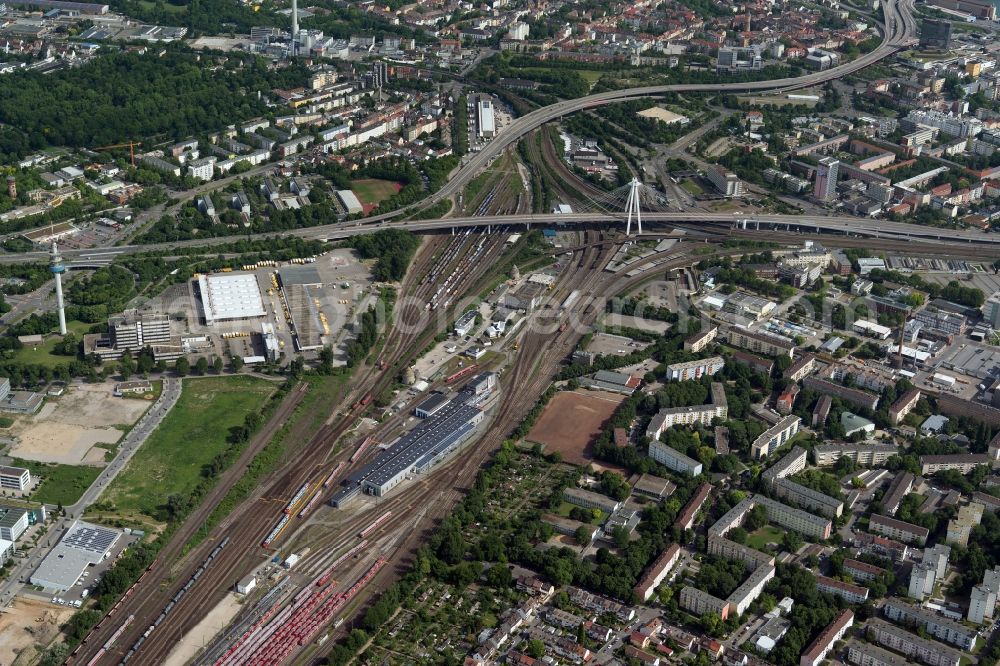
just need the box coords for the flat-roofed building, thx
[920,454,991,475]
[720,326,795,358]
[870,514,929,545]
[803,376,879,410]
[197,273,266,326]
[847,640,910,666]
[814,443,897,467]
[762,446,807,484]
[883,598,977,650]
[751,415,801,459]
[563,487,622,514]
[866,618,962,666]
[816,574,869,603]
[633,474,676,500]
[708,533,775,569]
[801,609,853,666]
[30,521,121,591]
[664,356,724,382]
[0,505,29,542]
[757,495,832,540]
[855,532,910,561]
[728,563,776,616]
[968,584,996,624]
[649,441,703,476]
[0,466,30,492]
[773,478,844,518]
[645,382,727,439]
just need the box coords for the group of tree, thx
[348,229,421,282]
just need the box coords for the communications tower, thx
[49,241,67,336]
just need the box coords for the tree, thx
[525,639,545,659]
[119,351,134,381]
[195,357,209,375]
[213,356,224,374]
[230,355,244,372]
[174,357,189,376]
[575,525,593,545]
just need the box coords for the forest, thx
[0,49,307,153]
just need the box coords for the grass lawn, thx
[10,459,102,507]
[100,376,275,520]
[680,179,703,195]
[746,525,785,550]
[350,178,401,205]
[578,70,603,88]
[12,320,91,368]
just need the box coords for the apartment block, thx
[816,574,869,603]
[801,609,853,666]
[813,443,897,467]
[680,585,730,620]
[649,441,704,476]
[883,598,977,650]
[946,503,984,548]
[720,326,795,358]
[751,415,801,459]
[727,564,776,616]
[890,388,921,425]
[881,472,915,516]
[684,326,718,353]
[708,533,775,569]
[645,382,728,440]
[802,376,879,410]
[968,584,996,624]
[761,446,807,484]
[634,544,681,601]
[773,478,844,518]
[908,561,937,600]
[847,641,910,666]
[664,356,725,382]
[920,454,991,475]
[866,618,962,666]
[844,558,886,583]
[674,483,712,531]
[869,514,929,545]
[757,495,832,540]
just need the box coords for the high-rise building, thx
[920,19,952,48]
[985,292,1000,329]
[969,584,996,624]
[814,157,840,202]
[909,561,936,600]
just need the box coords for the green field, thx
[680,179,704,195]
[10,459,102,507]
[12,320,91,368]
[100,376,276,520]
[350,179,401,205]
[746,525,785,550]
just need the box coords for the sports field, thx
[350,178,402,205]
[526,389,624,466]
[100,376,275,521]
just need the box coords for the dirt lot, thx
[163,592,243,666]
[0,596,74,665]
[526,390,625,466]
[5,383,151,465]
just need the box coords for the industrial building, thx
[330,376,495,504]
[30,521,121,591]
[278,265,328,352]
[197,273,266,326]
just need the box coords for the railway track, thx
[73,229,536,665]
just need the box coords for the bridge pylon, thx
[624,177,643,236]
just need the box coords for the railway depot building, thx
[330,374,496,503]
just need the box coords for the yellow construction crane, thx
[93,141,142,168]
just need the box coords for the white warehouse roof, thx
[198,273,266,325]
[30,521,121,591]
